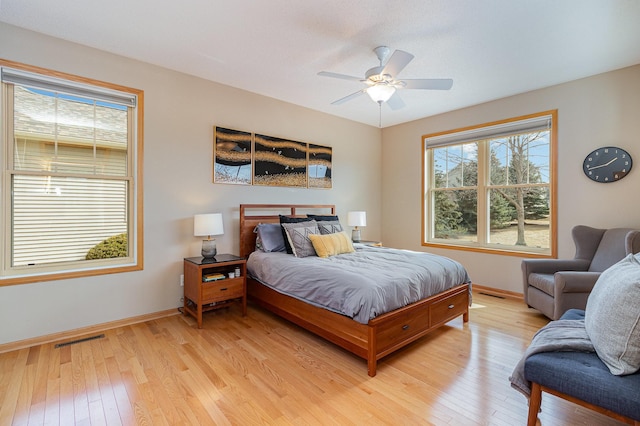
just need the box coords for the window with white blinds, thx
[1,61,143,284]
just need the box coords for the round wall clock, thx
[583,146,632,183]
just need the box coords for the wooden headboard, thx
[239,204,336,258]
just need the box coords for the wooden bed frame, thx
[239,204,470,377]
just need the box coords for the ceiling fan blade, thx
[386,92,405,110]
[381,50,414,77]
[402,78,453,90]
[318,71,363,82]
[331,89,366,105]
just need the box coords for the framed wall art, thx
[308,144,332,189]
[253,134,307,188]
[213,127,252,185]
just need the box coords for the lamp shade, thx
[194,213,224,237]
[347,211,367,227]
[366,85,395,103]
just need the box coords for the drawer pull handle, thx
[220,287,228,291]
[448,304,455,309]
[402,325,410,330]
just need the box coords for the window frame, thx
[0,59,144,286]
[422,110,557,258]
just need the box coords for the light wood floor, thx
[0,292,625,425]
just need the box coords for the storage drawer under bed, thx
[430,289,468,326]
[374,287,468,353]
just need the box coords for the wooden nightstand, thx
[183,254,247,328]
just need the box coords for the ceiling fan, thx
[318,46,453,110]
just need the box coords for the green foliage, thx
[489,190,514,229]
[523,187,549,220]
[86,233,128,260]
[453,160,479,233]
[433,172,466,238]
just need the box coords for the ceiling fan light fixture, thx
[366,84,395,103]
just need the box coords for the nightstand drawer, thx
[202,279,244,302]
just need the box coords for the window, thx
[422,111,556,257]
[1,60,143,285]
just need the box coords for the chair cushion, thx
[528,273,555,296]
[525,351,640,421]
[589,228,634,272]
[585,254,640,375]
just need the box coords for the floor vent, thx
[55,334,105,348]
[478,292,506,299]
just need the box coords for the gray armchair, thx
[522,225,640,320]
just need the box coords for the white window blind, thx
[4,70,133,270]
[12,175,128,266]
[1,67,136,107]
[424,115,552,148]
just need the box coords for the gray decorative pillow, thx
[281,221,319,258]
[585,253,640,375]
[254,223,286,252]
[317,220,343,235]
[279,215,313,254]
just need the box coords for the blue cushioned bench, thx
[524,309,640,425]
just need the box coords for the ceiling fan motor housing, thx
[373,46,391,63]
[365,66,385,81]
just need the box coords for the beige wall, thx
[0,23,382,344]
[2,21,639,344]
[381,64,640,293]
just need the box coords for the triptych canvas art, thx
[213,127,332,189]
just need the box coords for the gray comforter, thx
[247,245,471,324]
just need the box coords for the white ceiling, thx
[1,0,640,128]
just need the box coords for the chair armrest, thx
[522,258,590,276]
[554,271,601,294]
[626,230,640,255]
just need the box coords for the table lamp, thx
[347,211,366,243]
[194,213,224,258]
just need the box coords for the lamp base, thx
[352,228,361,243]
[201,239,217,258]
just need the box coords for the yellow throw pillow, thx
[309,231,355,258]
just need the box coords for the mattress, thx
[247,245,471,324]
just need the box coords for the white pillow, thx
[585,253,640,375]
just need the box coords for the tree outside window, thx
[423,111,556,257]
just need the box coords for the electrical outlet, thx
[180,274,184,287]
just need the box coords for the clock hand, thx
[587,157,618,170]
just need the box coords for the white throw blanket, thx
[509,319,595,398]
